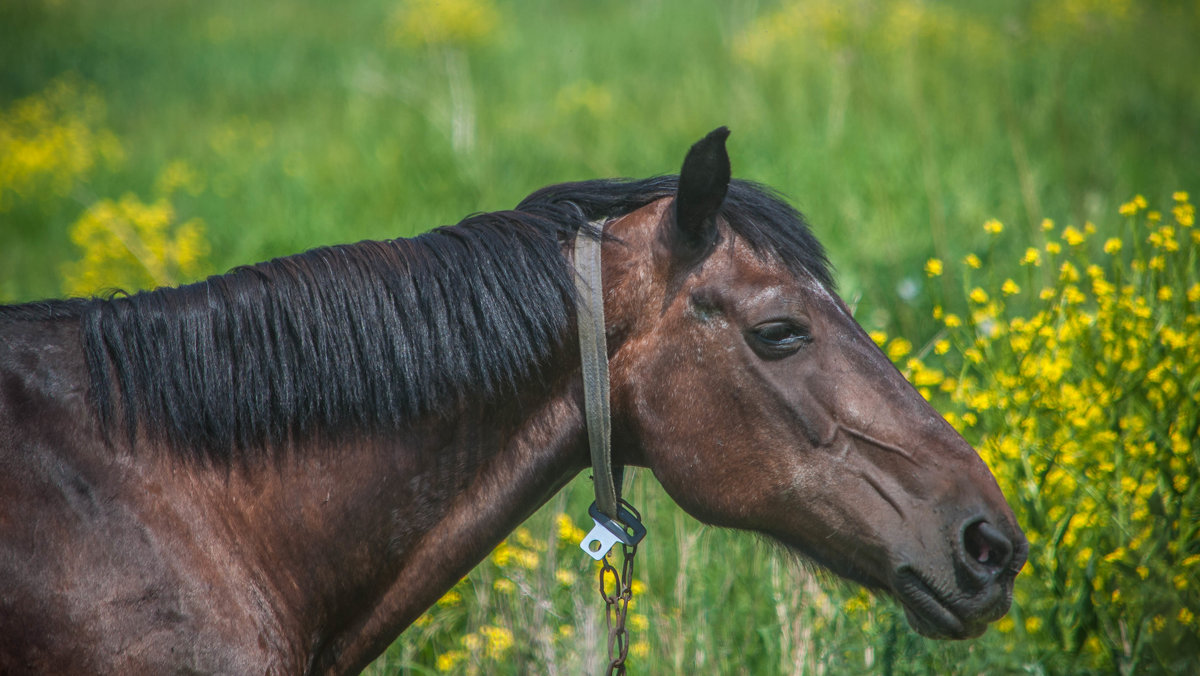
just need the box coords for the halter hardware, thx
[581,501,647,560]
[573,226,646,559]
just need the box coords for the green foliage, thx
[3,0,1198,673]
[3,0,1198,319]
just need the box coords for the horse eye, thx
[749,321,811,356]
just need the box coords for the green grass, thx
[3,0,1198,673]
[5,0,1197,337]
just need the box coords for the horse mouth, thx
[893,569,990,639]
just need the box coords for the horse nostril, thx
[962,520,1014,573]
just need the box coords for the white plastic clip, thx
[579,502,646,561]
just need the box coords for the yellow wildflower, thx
[491,543,513,567]
[1174,202,1195,226]
[887,337,912,361]
[390,0,500,48]
[480,625,514,659]
[0,76,124,211]
[556,513,586,544]
[436,650,467,672]
[1062,226,1085,245]
[514,527,536,549]
[924,258,943,277]
[1001,279,1020,296]
[1180,607,1195,626]
[983,218,1004,234]
[515,548,539,569]
[843,594,869,613]
[62,193,209,296]
[1059,262,1080,282]
[964,253,982,269]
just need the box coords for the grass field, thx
[3,0,1198,673]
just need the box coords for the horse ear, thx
[673,126,731,264]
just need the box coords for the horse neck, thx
[213,368,589,673]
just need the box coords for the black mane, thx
[12,176,831,463]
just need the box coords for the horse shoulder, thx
[0,317,299,674]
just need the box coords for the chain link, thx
[597,503,639,675]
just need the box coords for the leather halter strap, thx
[573,225,620,520]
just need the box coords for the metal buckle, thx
[579,501,646,560]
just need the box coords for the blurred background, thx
[2,0,1197,673]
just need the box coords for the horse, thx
[0,128,1026,674]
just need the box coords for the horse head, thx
[604,128,1027,639]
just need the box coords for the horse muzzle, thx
[890,516,1028,639]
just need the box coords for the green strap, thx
[574,228,619,521]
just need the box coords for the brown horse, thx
[0,128,1025,674]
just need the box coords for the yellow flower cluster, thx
[489,528,541,571]
[433,624,513,671]
[416,511,653,672]
[389,0,499,48]
[884,192,1198,670]
[61,190,209,297]
[0,75,123,210]
[732,0,993,65]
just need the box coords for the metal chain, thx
[597,503,639,675]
